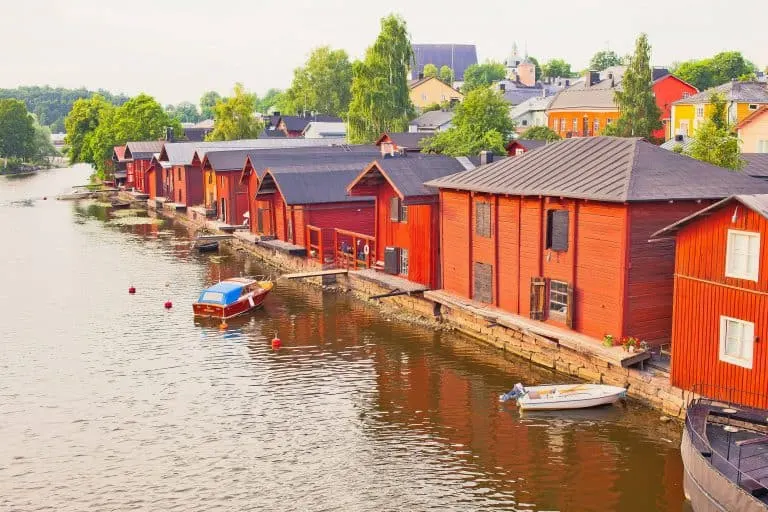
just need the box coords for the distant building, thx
[735,105,768,153]
[408,77,463,110]
[181,120,214,142]
[302,121,347,139]
[409,44,478,85]
[504,43,536,87]
[508,94,554,132]
[408,110,454,133]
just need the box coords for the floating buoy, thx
[164,301,173,309]
[271,336,282,349]
[128,286,136,294]
[219,320,228,330]
[43,197,47,200]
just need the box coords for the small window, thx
[421,93,427,101]
[719,316,754,369]
[399,204,408,223]
[208,173,212,184]
[695,105,705,118]
[726,230,760,281]
[759,140,768,153]
[606,118,613,125]
[550,118,557,131]
[399,248,409,276]
[177,168,181,181]
[749,104,759,110]
[682,92,690,98]
[546,210,569,252]
[549,280,569,319]
[515,148,525,156]
[441,94,446,101]
[521,119,528,126]
[572,119,578,132]
[390,197,407,223]
[679,120,689,135]
[475,201,491,237]
[593,119,600,133]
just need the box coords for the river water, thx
[0,166,689,511]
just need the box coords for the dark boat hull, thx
[196,242,219,253]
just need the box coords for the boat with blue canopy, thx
[193,277,273,319]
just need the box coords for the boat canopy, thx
[196,280,245,305]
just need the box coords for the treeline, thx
[0,86,129,133]
[0,99,57,170]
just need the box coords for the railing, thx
[685,383,768,496]
[333,228,375,270]
[306,225,324,263]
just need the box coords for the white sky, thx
[2,0,766,105]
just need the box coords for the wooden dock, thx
[281,269,348,280]
[195,234,234,242]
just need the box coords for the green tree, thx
[423,63,438,78]
[604,33,662,139]
[166,101,200,123]
[30,119,57,162]
[589,50,623,71]
[422,88,514,156]
[200,91,222,119]
[64,94,113,164]
[541,58,575,79]
[521,125,561,142]
[280,46,353,117]
[671,51,757,91]
[439,65,454,84]
[347,14,415,143]
[709,92,727,131]
[207,83,263,141]
[0,99,35,159]
[685,120,743,170]
[461,61,506,92]
[256,89,283,113]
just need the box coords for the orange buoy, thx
[128,286,136,294]
[219,320,228,330]
[271,336,282,349]
[164,301,173,309]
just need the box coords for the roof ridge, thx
[622,138,640,202]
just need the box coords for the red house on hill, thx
[375,132,432,155]
[652,73,698,140]
[425,137,768,346]
[346,153,474,288]
[652,195,768,408]
[505,138,547,156]
[124,141,165,193]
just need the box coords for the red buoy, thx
[128,286,136,294]
[271,337,282,349]
[164,301,173,309]
[43,197,47,200]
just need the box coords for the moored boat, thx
[499,383,627,410]
[196,241,219,253]
[192,277,273,319]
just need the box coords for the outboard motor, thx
[499,383,526,403]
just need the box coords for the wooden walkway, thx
[281,269,348,280]
[350,269,429,294]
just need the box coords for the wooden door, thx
[473,262,493,304]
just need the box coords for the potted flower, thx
[626,337,638,353]
[602,334,615,347]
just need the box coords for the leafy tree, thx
[30,119,57,162]
[709,92,727,131]
[64,94,113,164]
[439,65,454,84]
[207,83,263,141]
[166,101,200,123]
[684,91,743,170]
[280,46,353,117]
[589,50,623,71]
[462,61,506,92]
[671,51,757,91]
[423,63,438,78]
[541,58,575,79]
[347,14,415,143]
[603,33,662,139]
[200,91,222,119]
[0,99,35,159]
[256,89,283,113]
[521,125,561,142]
[421,102,442,113]
[422,88,513,156]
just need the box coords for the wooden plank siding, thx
[670,201,768,407]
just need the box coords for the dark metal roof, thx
[182,127,212,142]
[353,154,471,199]
[377,132,433,150]
[409,110,454,129]
[280,114,343,132]
[652,194,768,239]
[124,141,165,160]
[744,153,768,177]
[195,137,348,165]
[510,139,547,151]
[673,81,768,105]
[261,168,374,205]
[424,137,768,202]
[411,44,478,80]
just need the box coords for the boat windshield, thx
[200,291,225,304]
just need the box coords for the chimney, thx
[479,150,494,165]
[588,70,600,87]
[499,82,506,92]
[565,79,570,87]
[541,88,547,98]
[165,127,174,142]
[418,72,425,79]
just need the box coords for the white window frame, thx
[679,120,689,136]
[749,104,759,110]
[719,316,754,369]
[758,140,768,153]
[695,105,705,118]
[399,248,409,276]
[725,229,760,281]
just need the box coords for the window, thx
[421,93,427,101]
[682,92,690,98]
[758,140,768,153]
[390,197,407,223]
[515,148,525,156]
[549,280,569,319]
[679,120,689,136]
[719,316,754,369]
[177,168,181,181]
[475,201,491,237]
[399,248,409,276]
[441,94,446,101]
[593,119,600,134]
[726,230,760,281]
[551,118,558,131]
[521,119,528,126]
[546,210,569,252]
[572,119,578,132]
[749,104,759,110]
[606,118,613,125]
[208,173,212,184]
[695,105,705,118]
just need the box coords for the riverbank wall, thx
[154,200,692,420]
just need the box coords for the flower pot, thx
[628,346,635,354]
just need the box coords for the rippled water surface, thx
[1,167,688,511]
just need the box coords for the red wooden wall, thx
[185,164,204,206]
[146,168,158,199]
[215,171,249,225]
[670,202,768,407]
[652,75,698,140]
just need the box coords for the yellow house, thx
[736,106,768,153]
[408,77,463,110]
[671,81,768,137]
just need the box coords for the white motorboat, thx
[499,383,627,411]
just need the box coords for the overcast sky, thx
[2,0,766,106]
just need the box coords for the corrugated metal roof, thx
[425,136,768,202]
[124,140,166,160]
[651,194,768,239]
[280,115,342,132]
[262,168,374,205]
[302,122,347,138]
[377,132,433,149]
[237,144,380,178]
[548,77,620,111]
[509,95,555,119]
[411,44,478,81]
[409,110,454,129]
[744,153,768,177]
[510,139,548,151]
[673,81,768,105]
[364,154,471,198]
[195,137,347,163]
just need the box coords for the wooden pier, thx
[281,269,348,280]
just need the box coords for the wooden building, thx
[375,132,432,156]
[505,138,547,156]
[157,142,206,206]
[145,154,168,200]
[201,149,254,225]
[346,153,473,288]
[111,146,129,188]
[425,137,768,346]
[652,195,768,408]
[123,141,165,193]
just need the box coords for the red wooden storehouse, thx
[145,154,168,199]
[652,195,768,408]
[424,137,768,346]
[505,138,547,156]
[124,141,165,193]
[346,152,473,288]
[201,149,253,226]
[375,132,432,156]
[111,146,129,188]
[255,167,375,263]
[157,142,206,206]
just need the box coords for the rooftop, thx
[409,110,455,129]
[673,81,768,105]
[124,140,166,160]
